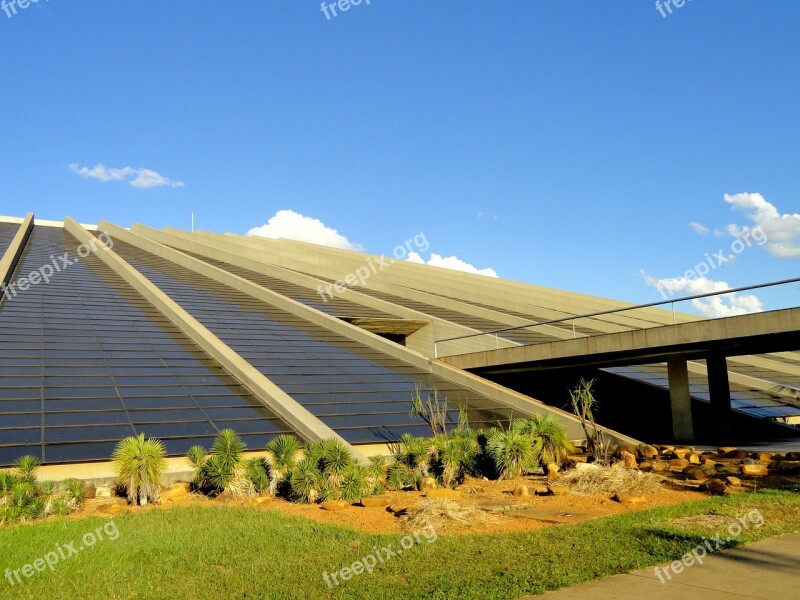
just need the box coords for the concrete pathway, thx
[522,532,800,599]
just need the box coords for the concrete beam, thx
[63,218,365,461]
[668,355,694,443]
[0,212,33,291]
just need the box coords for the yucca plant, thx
[386,462,415,491]
[113,433,167,506]
[339,466,368,504]
[364,455,388,495]
[318,438,353,488]
[516,414,575,468]
[244,458,270,493]
[62,479,86,511]
[0,471,18,501]
[394,434,433,479]
[486,426,536,479]
[289,457,322,503]
[14,455,40,484]
[265,435,302,496]
[206,430,254,499]
[186,445,210,491]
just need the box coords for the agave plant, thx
[486,426,536,479]
[386,462,415,491]
[265,435,302,496]
[438,434,480,488]
[113,433,167,506]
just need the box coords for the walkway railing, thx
[433,276,800,358]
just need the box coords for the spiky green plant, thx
[211,429,247,472]
[386,462,415,491]
[265,435,302,496]
[516,414,575,468]
[112,434,167,506]
[0,471,18,498]
[14,455,40,484]
[186,445,209,490]
[62,479,86,512]
[394,434,433,479]
[486,426,536,479]
[339,466,368,504]
[289,458,322,503]
[318,438,353,488]
[244,458,270,493]
[364,455,388,495]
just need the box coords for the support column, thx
[707,353,733,440]
[668,354,694,443]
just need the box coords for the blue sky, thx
[1,1,798,316]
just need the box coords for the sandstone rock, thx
[252,496,273,506]
[785,451,800,460]
[724,476,742,486]
[360,496,390,507]
[95,485,113,499]
[705,479,727,495]
[426,489,462,500]
[642,460,669,473]
[614,444,638,459]
[660,445,675,454]
[161,483,190,503]
[83,483,97,500]
[513,485,529,497]
[718,446,737,456]
[740,464,769,477]
[715,465,739,475]
[322,500,350,511]
[669,458,690,469]
[701,458,717,467]
[725,449,750,460]
[637,444,659,459]
[612,493,645,504]
[96,503,122,516]
[753,452,773,462]
[417,477,437,493]
[683,466,712,481]
[547,485,569,496]
[620,451,638,470]
[741,458,755,465]
[773,461,800,474]
[672,448,690,459]
[546,463,561,481]
[687,453,701,465]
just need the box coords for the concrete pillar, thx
[668,355,694,443]
[707,353,733,439]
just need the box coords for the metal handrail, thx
[433,275,800,356]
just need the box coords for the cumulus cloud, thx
[406,251,498,277]
[689,221,710,235]
[724,193,800,258]
[640,271,763,318]
[69,163,184,189]
[246,210,361,250]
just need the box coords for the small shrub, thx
[400,498,495,532]
[486,427,536,479]
[244,458,270,493]
[113,434,167,506]
[289,458,322,503]
[561,464,662,496]
[265,435,302,496]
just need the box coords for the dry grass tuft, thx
[561,464,662,496]
[400,499,496,531]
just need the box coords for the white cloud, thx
[406,251,498,277]
[640,271,763,318]
[246,210,361,250]
[724,192,800,258]
[689,221,710,235]
[477,211,499,221]
[69,163,184,189]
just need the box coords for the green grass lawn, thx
[1,489,798,600]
